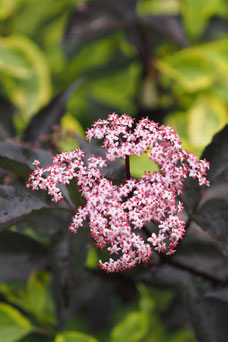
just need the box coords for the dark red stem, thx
[125,155,131,180]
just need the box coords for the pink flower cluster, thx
[27,114,209,272]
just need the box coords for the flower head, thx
[27,114,209,272]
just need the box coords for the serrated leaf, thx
[0,184,49,229]
[0,303,33,342]
[55,331,98,342]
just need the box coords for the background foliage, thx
[0,0,227,341]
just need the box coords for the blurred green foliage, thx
[0,0,228,341]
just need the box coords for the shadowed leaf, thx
[0,141,52,179]
[193,198,228,256]
[76,135,125,181]
[23,80,84,146]
[0,184,48,229]
[0,231,47,282]
[0,94,16,140]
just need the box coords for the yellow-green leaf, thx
[0,35,51,116]
[130,150,159,178]
[180,0,227,40]
[188,95,228,147]
[0,303,33,342]
[157,48,214,92]
[55,331,98,342]
[201,38,228,76]
[110,311,148,342]
[137,0,180,15]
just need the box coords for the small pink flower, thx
[27,114,210,272]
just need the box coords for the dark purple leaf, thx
[63,0,137,57]
[0,94,16,140]
[193,198,228,256]
[0,184,48,229]
[0,231,47,282]
[185,284,228,342]
[23,80,84,146]
[76,135,125,181]
[0,141,52,178]
[201,124,228,184]
[138,15,188,47]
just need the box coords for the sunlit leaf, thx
[180,0,227,40]
[110,311,148,342]
[137,0,180,15]
[157,48,214,92]
[0,303,33,342]
[130,150,159,178]
[0,35,51,117]
[188,95,228,148]
[55,331,98,342]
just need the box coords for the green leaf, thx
[0,303,33,342]
[110,311,148,342]
[55,331,98,342]
[0,35,51,117]
[26,272,56,325]
[157,48,214,92]
[0,184,48,229]
[55,113,85,152]
[201,38,228,76]
[137,0,180,15]
[130,150,159,178]
[188,95,228,148]
[180,0,227,40]
[90,62,141,113]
